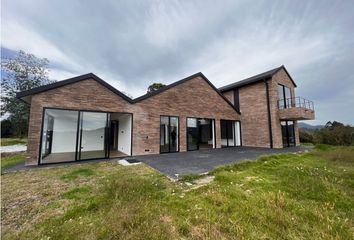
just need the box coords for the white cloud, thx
[1,21,81,71]
[1,0,353,124]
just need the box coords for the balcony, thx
[278,97,315,120]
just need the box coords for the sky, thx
[1,0,354,125]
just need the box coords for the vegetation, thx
[147,82,166,93]
[300,121,354,146]
[1,50,54,138]
[1,146,353,239]
[1,152,26,171]
[0,138,27,146]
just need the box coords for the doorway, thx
[220,120,241,147]
[187,118,215,151]
[160,116,179,153]
[281,121,295,147]
[39,108,132,164]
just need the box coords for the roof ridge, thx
[219,65,296,92]
[16,71,240,114]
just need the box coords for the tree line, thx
[300,121,354,146]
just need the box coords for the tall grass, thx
[1,146,353,239]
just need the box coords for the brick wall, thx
[223,82,271,148]
[270,69,299,147]
[26,76,240,165]
[222,68,299,148]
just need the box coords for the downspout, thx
[264,79,273,148]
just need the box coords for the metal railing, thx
[278,97,314,111]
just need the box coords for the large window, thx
[160,116,179,153]
[79,111,108,160]
[40,109,79,164]
[40,108,117,164]
[278,84,293,108]
[233,88,240,112]
[281,121,295,147]
[187,118,215,151]
[221,120,241,147]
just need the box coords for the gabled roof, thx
[16,73,134,103]
[219,65,297,92]
[16,72,240,114]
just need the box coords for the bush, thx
[299,129,314,143]
[300,121,354,146]
[1,120,13,138]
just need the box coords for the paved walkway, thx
[136,146,309,180]
[3,147,309,179]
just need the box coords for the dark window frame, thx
[78,111,109,161]
[233,88,240,112]
[220,119,242,148]
[186,117,216,151]
[38,107,133,165]
[278,84,293,109]
[281,120,296,147]
[159,115,180,154]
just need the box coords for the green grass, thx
[60,168,95,180]
[0,138,27,146]
[300,142,314,147]
[1,152,26,171]
[1,146,353,239]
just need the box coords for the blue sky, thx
[1,0,354,125]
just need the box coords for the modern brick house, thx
[17,65,314,166]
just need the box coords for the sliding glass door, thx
[221,120,241,147]
[160,116,179,153]
[187,118,199,151]
[278,84,293,108]
[40,109,79,164]
[281,121,295,147]
[78,111,109,160]
[187,118,215,151]
[40,108,110,164]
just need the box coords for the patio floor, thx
[136,146,309,180]
[3,146,310,180]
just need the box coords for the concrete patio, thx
[3,146,309,180]
[136,146,309,180]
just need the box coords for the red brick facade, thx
[222,68,300,149]
[22,67,311,166]
[25,76,240,165]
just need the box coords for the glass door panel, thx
[187,118,198,151]
[235,121,241,146]
[160,116,170,153]
[40,109,79,164]
[287,121,295,146]
[79,112,108,160]
[227,120,235,146]
[281,120,295,147]
[198,119,213,149]
[160,116,179,153]
[220,120,241,147]
[169,117,179,152]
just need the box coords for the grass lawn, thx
[0,138,27,146]
[1,146,353,239]
[1,152,26,171]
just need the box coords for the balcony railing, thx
[278,97,314,111]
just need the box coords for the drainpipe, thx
[264,79,273,148]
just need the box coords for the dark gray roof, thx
[219,65,296,92]
[17,72,240,114]
[16,73,134,103]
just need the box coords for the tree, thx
[1,50,53,137]
[1,119,13,138]
[147,83,166,93]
